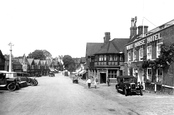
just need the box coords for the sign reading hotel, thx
[126,33,161,50]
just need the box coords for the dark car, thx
[115,75,143,96]
[72,74,78,84]
[49,71,55,77]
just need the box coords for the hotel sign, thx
[126,33,161,50]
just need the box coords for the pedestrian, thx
[86,78,91,88]
[93,78,97,89]
[107,78,110,86]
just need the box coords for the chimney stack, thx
[130,16,137,39]
[138,26,148,36]
[103,32,110,43]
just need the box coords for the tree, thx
[62,55,75,72]
[27,50,52,60]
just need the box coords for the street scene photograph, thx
[0,0,174,115]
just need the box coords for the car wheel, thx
[124,89,128,96]
[33,79,38,86]
[7,82,16,91]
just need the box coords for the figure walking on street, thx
[107,78,110,86]
[86,78,91,88]
[93,78,97,89]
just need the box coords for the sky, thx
[0,0,174,58]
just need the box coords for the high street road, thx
[0,73,174,115]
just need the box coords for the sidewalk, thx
[78,78,172,97]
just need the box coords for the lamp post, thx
[8,42,14,73]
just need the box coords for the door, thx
[100,73,106,83]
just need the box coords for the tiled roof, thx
[112,38,129,52]
[96,38,129,54]
[86,43,103,57]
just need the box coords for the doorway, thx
[100,73,106,83]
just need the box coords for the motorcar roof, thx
[117,75,135,78]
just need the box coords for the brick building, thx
[125,17,174,94]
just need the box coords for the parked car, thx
[49,71,55,77]
[0,71,26,91]
[71,74,78,84]
[115,75,143,96]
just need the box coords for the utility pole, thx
[8,42,14,73]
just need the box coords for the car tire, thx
[7,82,16,91]
[124,89,128,96]
[33,79,38,86]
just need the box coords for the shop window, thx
[156,42,163,58]
[147,68,152,81]
[139,48,143,61]
[147,45,152,60]
[108,70,117,78]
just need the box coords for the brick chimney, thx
[130,17,137,39]
[138,26,148,35]
[103,32,110,43]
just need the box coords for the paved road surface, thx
[0,73,174,115]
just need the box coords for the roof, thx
[27,58,34,66]
[95,38,129,54]
[86,43,103,57]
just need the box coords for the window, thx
[156,68,163,83]
[147,45,152,60]
[108,70,117,78]
[120,55,123,61]
[133,49,137,61]
[104,55,107,61]
[156,42,163,58]
[109,55,113,61]
[128,51,131,62]
[113,55,118,61]
[147,68,152,81]
[99,55,103,61]
[139,48,143,61]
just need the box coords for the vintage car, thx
[71,74,78,84]
[0,71,28,91]
[115,75,143,96]
[49,71,55,77]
